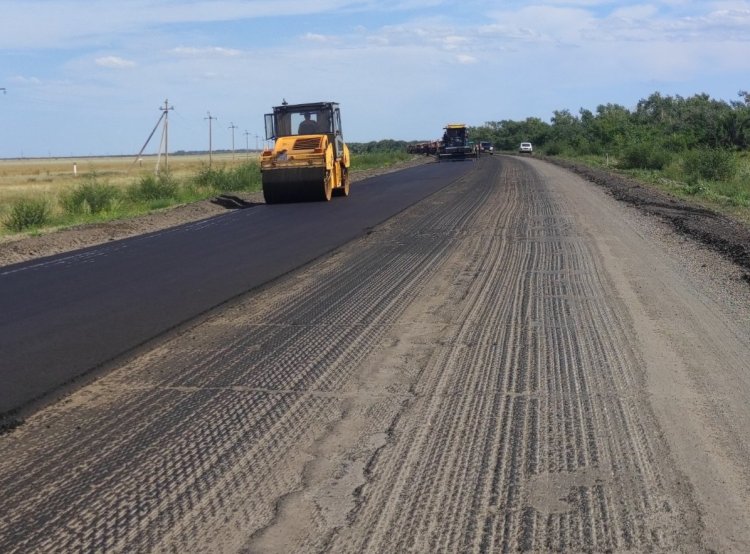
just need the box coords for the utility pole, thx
[254,134,260,151]
[205,111,217,167]
[244,130,250,160]
[229,122,238,160]
[159,99,174,173]
[131,99,173,173]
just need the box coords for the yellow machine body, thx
[260,101,351,203]
[437,123,477,161]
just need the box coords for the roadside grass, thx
[554,150,750,224]
[4,197,52,232]
[0,156,262,235]
[1,150,413,236]
[350,151,412,171]
[60,175,121,216]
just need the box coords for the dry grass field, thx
[0,152,258,206]
[0,150,425,238]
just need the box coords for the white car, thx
[519,142,533,154]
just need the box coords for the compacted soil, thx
[550,158,750,277]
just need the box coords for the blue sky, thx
[1,0,749,158]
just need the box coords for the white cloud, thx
[367,35,390,46]
[592,4,750,42]
[95,56,136,68]
[534,0,610,4]
[485,6,597,44]
[442,35,469,50]
[303,33,335,43]
[169,46,242,57]
[478,24,544,42]
[610,5,660,20]
[0,0,439,49]
[9,75,43,85]
[455,54,477,64]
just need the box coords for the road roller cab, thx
[260,101,351,203]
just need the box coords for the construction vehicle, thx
[437,123,477,161]
[260,101,350,203]
[407,141,439,155]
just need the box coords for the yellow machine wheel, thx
[321,170,333,202]
[333,166,350,197]
[262,181,283,204]
[262,167,331,203]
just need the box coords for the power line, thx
[205,111,217,167]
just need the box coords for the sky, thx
[1,0,749,158]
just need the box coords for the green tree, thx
[548,109,582,153]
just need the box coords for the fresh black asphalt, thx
[0,161,472,416]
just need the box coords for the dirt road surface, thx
[1,155,749,552]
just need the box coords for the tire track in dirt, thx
[547,157,750,275]
[324,158,701,552]
[0,156,705,552]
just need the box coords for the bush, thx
[350,151,410,170]
[230,163,262,191]
[575,140,605,156]
[682,148,737,182]
[4,197,51,231]
[620,142,671,170]
[61,177,120,215]
[193,165,226,190]
[348,140,410,154]
[682,180,708,196]
[543,142,565,156]
[707,176,750,206]
[192,162,261,192]
[127,173,178,202]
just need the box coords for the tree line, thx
[348,140,411,155]
[471,91,750,167]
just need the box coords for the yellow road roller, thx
[260,101,351,203]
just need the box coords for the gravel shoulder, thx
[526,156,750,552]
[546,156,750,277]
[0,157,433,268]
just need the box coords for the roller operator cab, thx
[260,101,351,203]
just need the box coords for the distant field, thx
[0,152,258,204]
[0,150,417,236]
